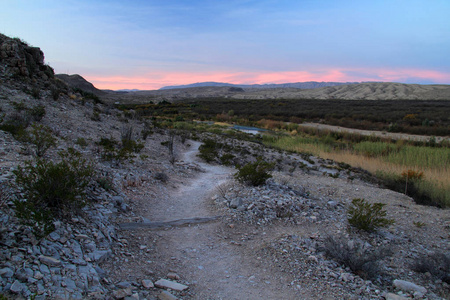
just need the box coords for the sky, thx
[1,0,450,90]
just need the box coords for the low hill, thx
[55,73,105,96]
[236,82,450,100]
[104,82,450,104]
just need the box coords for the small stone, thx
[39,255,62,267]
[167,272,180,280]
[75,234,89,241]
[0,267,14,278]
[39,264,50,274]
[159,290,178,300]
[142,279,154,289]
[308,255,318,263]
[113,287,132,299]
[91,250,111,262]
[383,292,409,300]
[10,280,25,293]
[230,198,243,209]
[117,281,131,288]
[34,271,44,280]
[393,279,427,296]
[155,279,188,291]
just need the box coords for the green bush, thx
[22,124,56,157]
[29,104,46,122]
[198,138,220,163]
[0,111,30,137]
[75,137,88,147]
[220,153,235,166]
[97,134,144,163]
[13,148,94,237]
[234,159,274,186]
[11,101,27,111]
[347,198,394,232]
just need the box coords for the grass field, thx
[263,133,450,207]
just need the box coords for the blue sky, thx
[1,0,449,89]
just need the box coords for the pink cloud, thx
[85,68,450,90]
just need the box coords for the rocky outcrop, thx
[0,33,54,80]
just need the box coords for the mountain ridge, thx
[159,81,360,90]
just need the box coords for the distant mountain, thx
[115,89,141,92]
[159,81,359,90]
[55,74,105,95]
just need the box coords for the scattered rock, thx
[112,287,132,299]
[159,290,178,300]
[39,255,62,267]
[142,279,154,289]
[155,279,188,291]
[393,279,427,296]
[167,272,180,280]
[10,280,25,293]
[383,292,409,300]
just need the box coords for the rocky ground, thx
[0,33,449,299]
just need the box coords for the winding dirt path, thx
[132,141,299,299]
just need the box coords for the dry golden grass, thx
[281,141,449,190]
[319,150,449,188]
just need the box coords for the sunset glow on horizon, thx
[2,1,449,90]
[86,68,450,91]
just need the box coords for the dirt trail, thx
[136,141,299,299]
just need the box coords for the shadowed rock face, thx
[0,33,54,80]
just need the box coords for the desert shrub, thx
[96,176,114,191]
[121,125,144,153]
[347,198,394,232]
[198,138,220,163]
[31,87,41,99]
[22,124,56,157]
[29,104,46,122]
[11,101,27,111]
[234,159,274,186]
[401,169,424,181]
[413,252,450,284]
[141,129,153,140]
[91,111,101,121]
[13,148,94,237]
[323,235,392,282]
[0,111,30,137]
[75,137,88,147]
[97,134,143,163]
[220,153,235,166]
[51,87,61,100]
